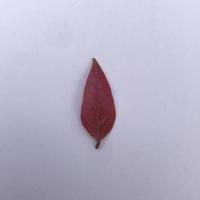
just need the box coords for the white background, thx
[0,0,200,199]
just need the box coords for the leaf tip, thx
[92,57,98,66]
[92,57,97,63]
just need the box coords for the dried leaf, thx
[81,58,116,149]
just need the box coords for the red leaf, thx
[81,58,116,149]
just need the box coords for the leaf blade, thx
[81,58,116,149]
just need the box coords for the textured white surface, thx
[0,0,200,199]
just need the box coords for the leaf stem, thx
[95,140,101,149]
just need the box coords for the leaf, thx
[81,58,116,149]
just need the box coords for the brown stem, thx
[95,140,101,149]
